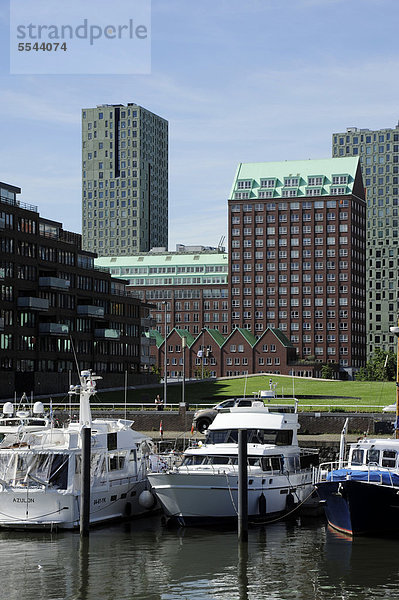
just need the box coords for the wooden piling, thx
[238,429,248,542]
[80,426,91,537]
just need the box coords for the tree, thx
[150,365,162,383]
[321,364,334,379]
[355,349,397,381]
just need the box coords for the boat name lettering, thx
[13,497,34,504]
[93,497,106,505]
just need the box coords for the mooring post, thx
[80,426,91,537]
[238,428,248,542]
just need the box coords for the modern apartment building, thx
[95,246,229,337]
[0,181,155,399]
[332,123,399,355]
[82,103,168,257]
[227,157,366,379]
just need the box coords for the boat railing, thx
[170,460,303,477]
[314,460,399,487]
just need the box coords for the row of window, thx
[230,199,350,212]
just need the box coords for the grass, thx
[89,374,396,412]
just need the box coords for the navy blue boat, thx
[316,437,399,537]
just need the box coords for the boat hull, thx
[148,471,313,526]
[316,479,399,537]
[0,479,156,530]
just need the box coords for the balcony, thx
[17,297,49,311]
[142,335,156,346]
[77,304,104,318]
[94,328,120,340]
[39,277,70,290]
[77,305,105,318]
[38,323,69,335]
[141,317,156,329]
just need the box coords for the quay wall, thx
[92,407,394,438]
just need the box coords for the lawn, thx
[91,374,397,412]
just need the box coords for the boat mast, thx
[69,370,101,427]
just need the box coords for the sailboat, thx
[0,370,158,530]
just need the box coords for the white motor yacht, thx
[148,401,319,526]
[0,371,158,530]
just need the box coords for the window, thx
[284,177,299,187]
[308,176,323,186]
[237,180,252,189]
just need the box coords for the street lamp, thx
[162,301,167,407]
[201,328,205,379]
[182,336,186,407]
[390,324,399,439]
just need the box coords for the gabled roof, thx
[256,328,295,349]
[222,327,257,348]
[204,328,226,348]
[173,328,196,347]
[147,329,164,348]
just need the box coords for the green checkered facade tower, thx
[82,103,168,256]
[332,124,399,356]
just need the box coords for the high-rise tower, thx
[332,124,399,355]
[227,157,366,379]
[82,103,168,256]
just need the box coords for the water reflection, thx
[324,526,399,594]
[0,517,398,599]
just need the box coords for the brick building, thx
[150,326,300,380]
[95,246,229,336]
[227,157,366,379]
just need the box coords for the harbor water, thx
[3,515,399,599]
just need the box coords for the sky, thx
[1,0,399,251]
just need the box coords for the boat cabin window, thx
[49,454,69,489]
[205,429,293,446]
[108,452,126,471]
[261,456,282,472]
[26,419,47,426]
[182,455,205,466]
[182,455,236,466]
[10,452,68,489]
[382,450,397,468]
[350,449,364,465]
[107,432,118,451]
[366,449,380,465]
[212,456,230,465]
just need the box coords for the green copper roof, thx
[95,252,229,286]
[223,328,257,348]
[237,328,257,347]
[229,157,361,199]
[205,328,226,348]
[268,328,295,348]
[174,328,196,347]
[95,252,228,269]
[147,330,164,348]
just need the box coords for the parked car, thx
[192,398,262,433]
